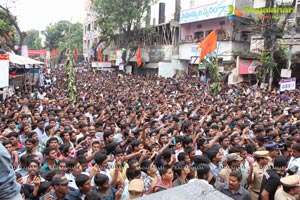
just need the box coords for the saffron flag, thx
[50,49,56,58]
[136,45,142,67]
[73,48,78,60]
[97,47,103,62]
[196,30,217,63]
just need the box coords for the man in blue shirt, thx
[0,143,22,200]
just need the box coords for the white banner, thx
[92,62,112,68]
[0,54,9,88]
[280,78,296,92]
[180,0,235,24]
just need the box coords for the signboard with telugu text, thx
[180,0,235,24]
[280,78,296,92]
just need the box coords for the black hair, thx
[206,150,218,162]
[274,155,287,168]
[38,181,52,196]
[43,147,56,156]
[158,165,172,177]
[140,159,152,173]
[77,155,88,164]
[177,152,188,162]
[196,164,210,179]
[94,173,109,186]
[126,168,141,181]
[229,171,242,182]
[94,153,108,165]
[84,191,102,200]
[173,161,187,176]
[7,131,19,138]
[75,174,90,188]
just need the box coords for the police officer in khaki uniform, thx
[217,153,243,186]
[266,143,280,168]
[247,151,269,200]
[274,175,300,200]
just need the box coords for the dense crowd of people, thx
[1,66,300,200]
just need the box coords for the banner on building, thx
[280,78,296,92]
[238,58,261,74]
[180,0,234,24]
[0,54,9,88]
[92,62,112,68]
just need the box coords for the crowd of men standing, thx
[0,66,300,200]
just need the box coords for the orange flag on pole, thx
[136,45,142,67]
[196,30,217,63]
[50,49,56,58]
[73,48,78,60]
[97,47,103,62]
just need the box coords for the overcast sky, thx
[5,0,85,31]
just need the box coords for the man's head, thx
[226,153,243,169]
[274,155,287,176]
[52,174,69,195]
[27,159,40,176]
[158,165,174,182]
[94,173,110,191]
[292,143,300,159]
[229,171,242,191]
[43,147,57,161]
[94,153,109,169]
[265,143,280,158]
[75,174,91,194]
[280,175,300,196]
[254,150,269,166]
[7,132,19,146]
[66,159,82,176]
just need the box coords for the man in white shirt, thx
[287,143,300,175]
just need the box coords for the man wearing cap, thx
[217,153,242,186]
[248,151,269,200]
[265,143,280,167]
[41,174,81,200]
[274,175,300,200]
[125,179,144,200]
[287,143,300,175]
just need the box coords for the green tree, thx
[44,20,83,64]
[0,1,25,55]
[24,30,42,50]
[92,0,157,63]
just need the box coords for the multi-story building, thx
[178,0,254,76]
[82,0,180,75]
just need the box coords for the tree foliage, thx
[44,20,83,63]
[0,1,25,55]
[24,30,42,50]
[202,56,221,95]
[92,0,157,61]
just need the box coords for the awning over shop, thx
[8,53,44,65]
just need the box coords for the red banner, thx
[0,54,9,60]
[239,58,261,75]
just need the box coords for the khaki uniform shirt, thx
[217,168,232,185]
[275,188,296,200]
[248,162,266,193]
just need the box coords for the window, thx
[194,31,204,42]
[217,29,227,40]
[185,35,193,42]
[205,30,212,37]
[240,31,250,42]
